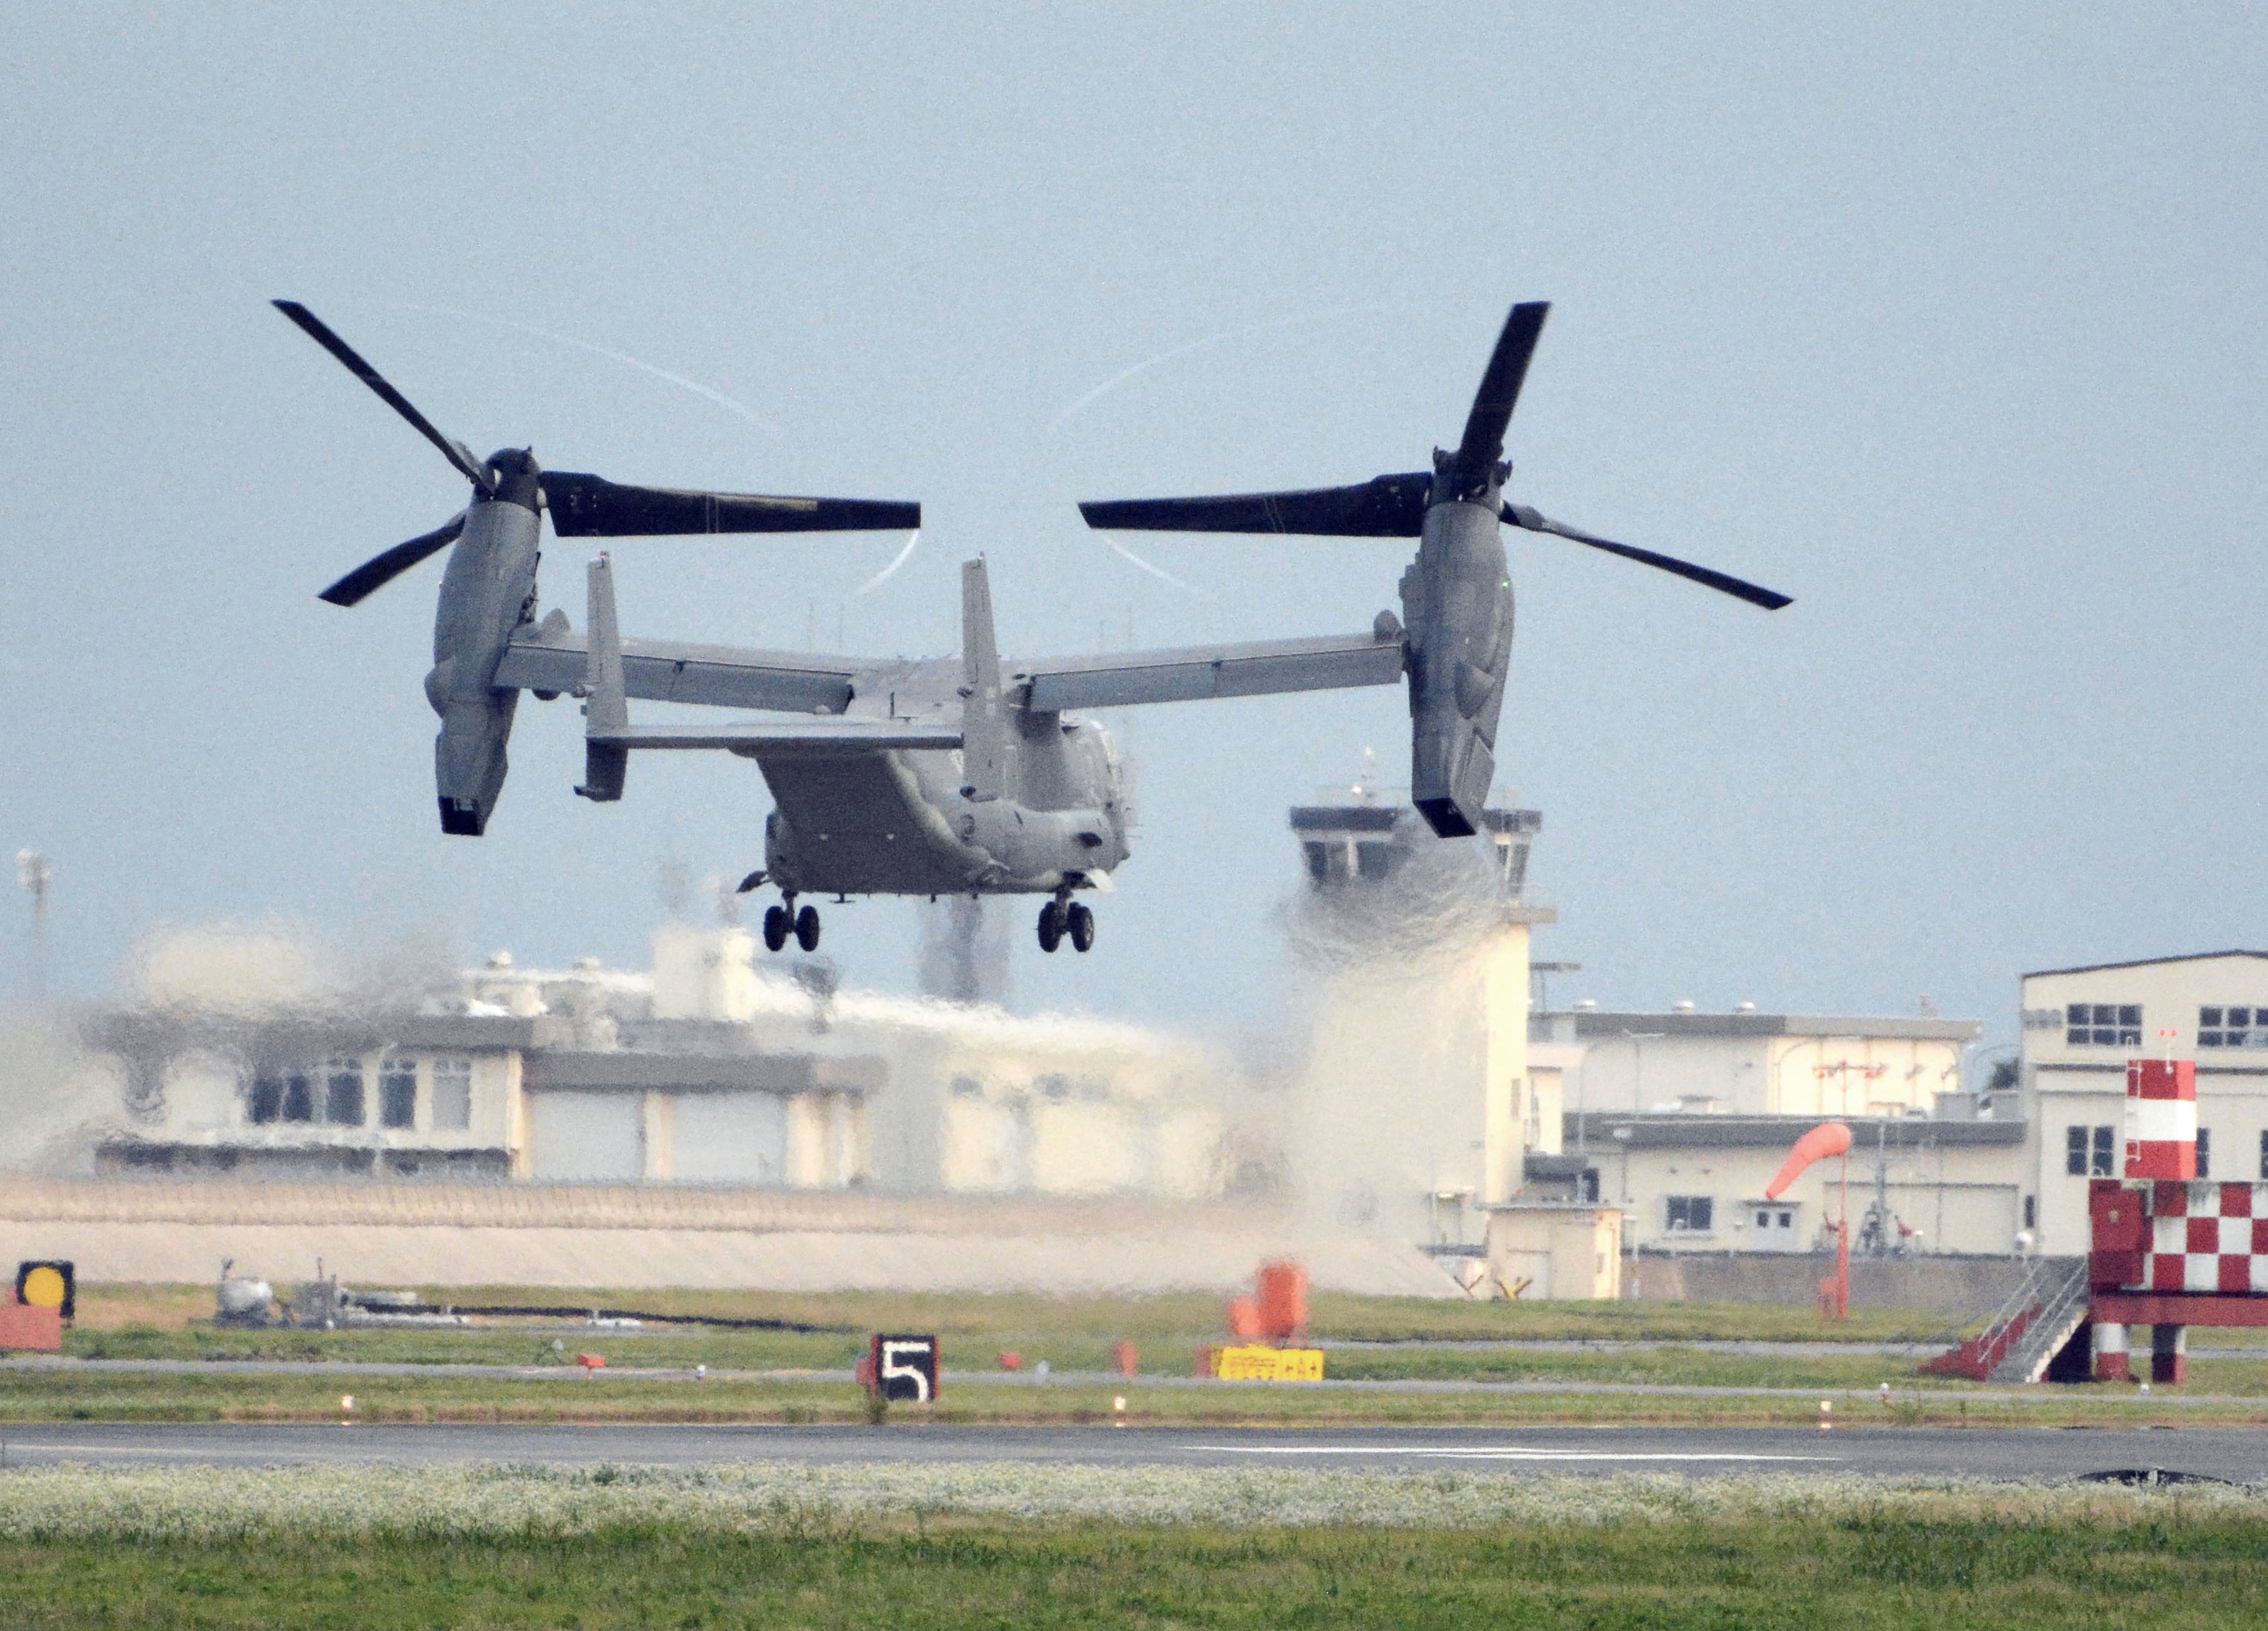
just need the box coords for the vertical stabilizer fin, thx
[959,556,1007,800]
[576,554,629,802]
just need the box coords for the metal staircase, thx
[1989,1258,2090,1382]
[1920,1257,2090,1383]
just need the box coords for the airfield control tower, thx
[1284,789,1554,1248]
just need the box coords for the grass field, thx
[0,1463,2263,1627]
[10,1284,2262,1427]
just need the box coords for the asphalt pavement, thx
[1,1422,2263,1482]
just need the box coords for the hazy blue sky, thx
[4,5,2263,1048]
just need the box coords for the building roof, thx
[1547,1010,1981,1043]
[2022,950,2268,979]
[1561,1112,2024,1150]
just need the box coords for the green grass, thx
[0,1464,2263,1627]
[6,1366,2265,1429]
[23,1284,2261,1427]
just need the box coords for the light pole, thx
[15,850,49,1002]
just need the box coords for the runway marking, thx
[1188,1445,1838,1463]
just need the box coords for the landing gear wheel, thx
[1036,900,1065,954]
[762,905,789,952]
[1066,902,1095,953]
[794,904,821,952]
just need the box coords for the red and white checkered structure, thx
[2123,1059,2196,1180]
[2086,1057,2268,1384]
[2092,1181,2268,1296]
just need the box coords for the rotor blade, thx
[317,514,467,607]
[540,473,919,537]
[1452,302,1550,481]
[1079,472,1432,537]
[272,301,494,494]
[1505,504,1792,611]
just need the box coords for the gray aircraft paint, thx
[426,466,542,836]
[289,295,1781,954]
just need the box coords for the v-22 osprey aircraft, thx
[279,299,1789,958]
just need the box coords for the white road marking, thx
[1188,1445,1838,1463]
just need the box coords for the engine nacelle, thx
[1402,496,1513,838]
[425,490,542,835]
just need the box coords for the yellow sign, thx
[20,1266,66,1310]
[1213,1345,1324,1382]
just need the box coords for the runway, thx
[2,1423,2263,1482]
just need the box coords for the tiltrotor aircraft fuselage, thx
[277,299,1788,957]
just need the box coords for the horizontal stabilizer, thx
[497,630,859,714]
[543,473,919,537]
[587,720,963,753]
[1024,626,1406,711]
[1079,472,1431,537]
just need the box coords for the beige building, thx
[1483,1202,1623,1298]
[2017,950,2268,1257]
[1513,1008,2023,1257]
[83,923,1232,1200]
[1530,1008,1975,1125]
[1551,1111,2024,1257]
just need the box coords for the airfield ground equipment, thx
[280,299,1788,951]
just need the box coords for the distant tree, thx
[1987,1058,2019,1093]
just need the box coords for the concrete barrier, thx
[1625,1249,2049,1315]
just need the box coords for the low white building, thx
[1517,1007,2018,1256]
[83,924,1232,1200]
[2017,950,2268,1256]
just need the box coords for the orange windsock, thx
[1765,1122,1853,1200]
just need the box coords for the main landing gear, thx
[1036,896,1095,955]
[762,895,821,953]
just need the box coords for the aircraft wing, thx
[496,629,860,714]
[589,721,961,754]
[1019,628,1406,712]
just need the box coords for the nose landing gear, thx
[1036,895,1095,954]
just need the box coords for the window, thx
[2067,1125,2115,1176]
[248,1075,284,1124]
[281,1066,315,1123]
[2260,1129,2268,1181]
[431,1058,472,1131]
[2024,1195,2037,1230]
[1355,841,1392,881]
[2196,1127,2211,1179]
[2066,1003,2141,1047]
[1666,1195,1713,1232]
[380,1058,417,1130]
[323,1056,365,1126]
[2199,1007,2268,1048]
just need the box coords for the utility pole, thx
[14,850,49,1003]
